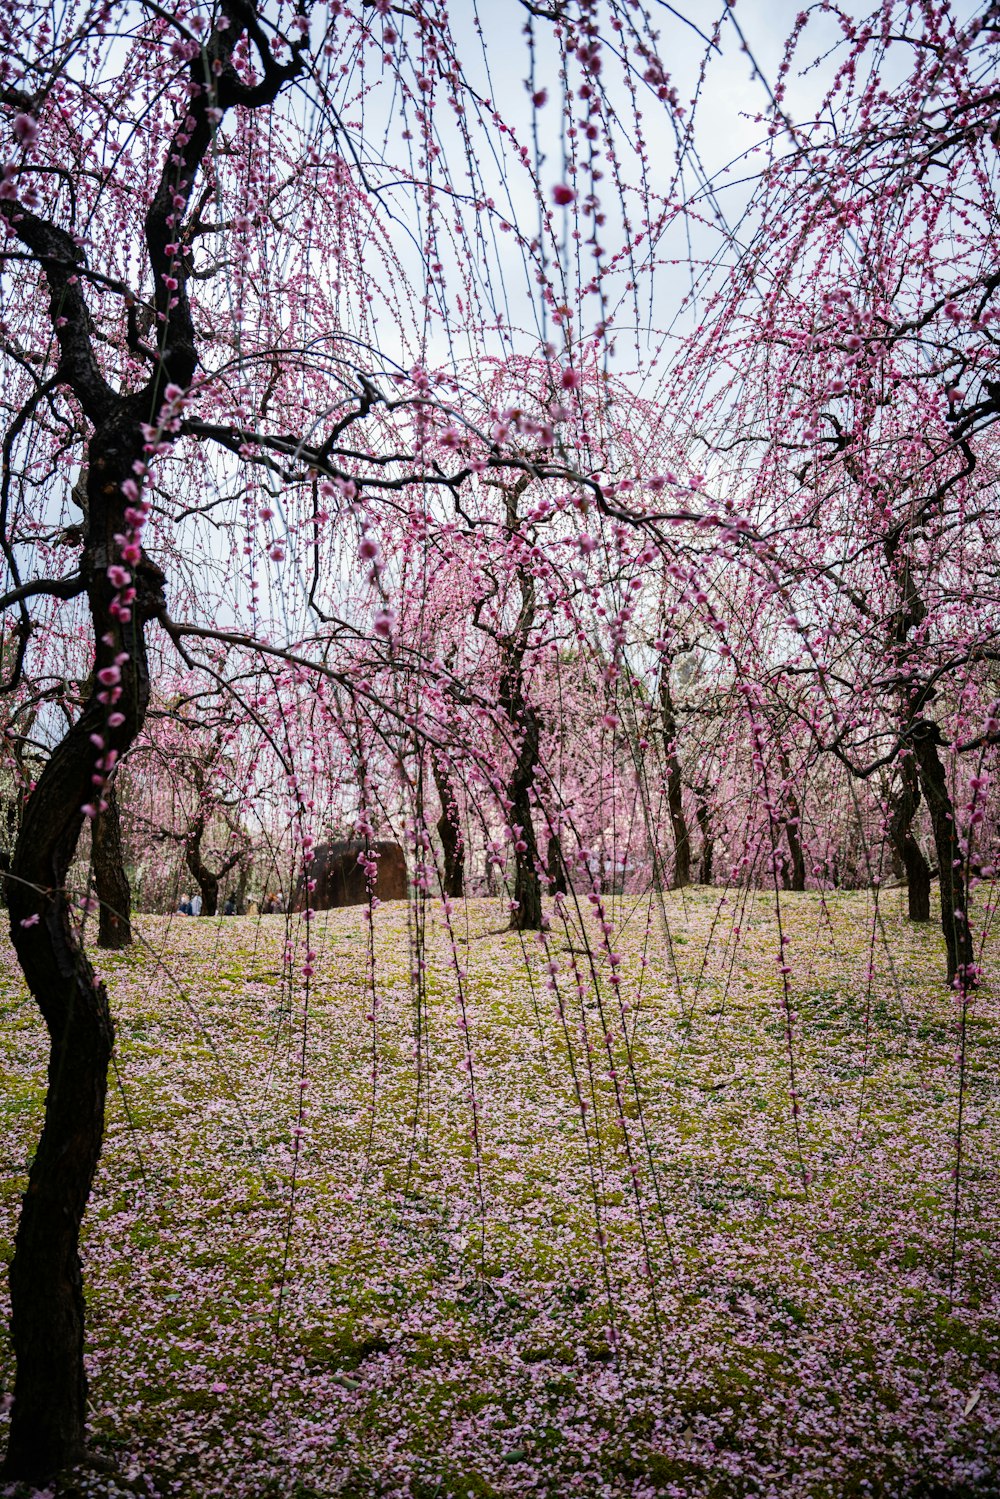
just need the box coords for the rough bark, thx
[658,669,690,889]
[493,476,542,932]
[4,457,164,1480]
[234,856,251,915]
[782,807,807,893]
[1,7,303,1477]
[432,755,465,899]
[183,811,242,918]
[505,702,543,931]
[910,719,974,987]
[889,753,932,922]
[774,745,806,892]
[545,831,568,895]
[93,777,132,948]
[695,794,714,885]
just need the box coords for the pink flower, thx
[19,914,40,928]
[373,607,395,639]
[107,565,131,588]
[560,367,582,391]
[97,665,121,687]
[12,114,39,148]
[551,183,576,206]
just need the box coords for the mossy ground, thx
[0,887,997,1496]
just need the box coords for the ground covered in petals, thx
[1,889,998,1497]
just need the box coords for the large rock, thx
[295,840,408,909]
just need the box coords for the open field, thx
[1,888,998,1498]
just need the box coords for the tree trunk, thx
[910,720,974,987]
[4,454,163,1479]
[184,815,220,916]
[495,476,542,932]
[658,670,690,888]
[774,746,806,892]
[432,755,465,899]
[507,708,543,931]
[783,811,806,892]
[889,753,931,921]
[235,856,251,915]
[695,795,713,885]
[0,6,291,1473]
[545,831,568,895]
[93,777,132,948]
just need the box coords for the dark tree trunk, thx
[889,753,931,922]
[493,475,542,933]
[93,777,132,948]
[4,446,164,1481]
[911,720,974,987]
[0,10,299,1477]
[183,813,241,918]
[545,831,568,895]
[775,745,806,892]
[432,755,465,898]
[235,856,251,915]
[658,670,690,889]
[506,704,543,931]
[695,795,714,885]
[185,816,217,915]
[783,811,806,892]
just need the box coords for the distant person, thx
[263,892,276,914]
[190,892,203,917]
[223,892,237,916]
[178,894,192,916]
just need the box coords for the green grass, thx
[0,890,996,1496]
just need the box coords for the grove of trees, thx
[0,0,997,1486]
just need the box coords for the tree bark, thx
[4,444,164,1480]
[782,808,807,893]
[910,719,974,987]
[695,794,713,885]
[93,777,132,948]
[505,701,543,931]
[494,475,542,932]
[658,669,690,889]
[774,745,806,892]
[432,754,464,899]
[1,8,300,1477]
[183,812,242,918]
[184,814,219,916]
[889,752,931,922]
[545,831,568,895]
[234,855,251,915]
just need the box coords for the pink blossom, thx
[12,114,39,148]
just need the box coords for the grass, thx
[0,886,997,1497]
